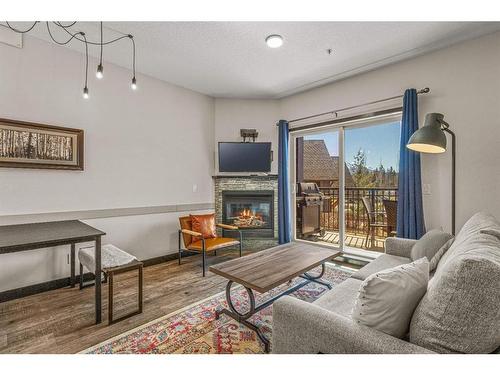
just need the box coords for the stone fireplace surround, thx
[214,175,278,238]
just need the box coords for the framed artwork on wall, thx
[0,118,84,170]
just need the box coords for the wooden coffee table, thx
[209,242,340,352]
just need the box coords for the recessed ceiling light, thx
[265,34,283,48]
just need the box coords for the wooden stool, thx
[78,244,143,325]
[104,260,143,324]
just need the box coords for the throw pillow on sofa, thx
[352,257,429,338]
[429,238,454,272]
[410,229,453,262]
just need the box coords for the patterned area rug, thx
[83,266,351,354]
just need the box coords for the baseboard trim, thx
[0,252,195,303]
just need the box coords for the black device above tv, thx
[218,142,272,172]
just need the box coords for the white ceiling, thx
[22,22,500,98]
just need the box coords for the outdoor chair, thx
[382,199,398,237]
[361,196,387,249]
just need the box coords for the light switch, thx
[192,184,198,193]
[423,184,431,195]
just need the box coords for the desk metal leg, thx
[95,236,102,324]
[70,243,76,288]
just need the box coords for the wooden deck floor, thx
[319,230,386,251]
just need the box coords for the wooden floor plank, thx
[0,245,269,354]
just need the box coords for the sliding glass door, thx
[343,120,400,251]
[292,114,401,254]
[294,130,341,246]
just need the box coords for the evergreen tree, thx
[350,149,375,188]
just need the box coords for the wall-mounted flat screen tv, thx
[218,142,272,172]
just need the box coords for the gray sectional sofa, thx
[272,212,500,354]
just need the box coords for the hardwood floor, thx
[0,246,263,354]
[0,239,356,354]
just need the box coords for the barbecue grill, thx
[296,182,325,237]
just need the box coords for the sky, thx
[304,121,401,171]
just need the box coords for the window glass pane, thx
[295,131,341,246]
[344,121,400,251]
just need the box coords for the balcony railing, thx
[318,187,398,238]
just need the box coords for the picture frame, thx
[0,118,84,170]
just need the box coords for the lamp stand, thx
[443,127,456,235]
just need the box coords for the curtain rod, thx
[279,87,430,125]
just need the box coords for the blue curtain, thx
[397,89,426,239]
[278,120,291,244]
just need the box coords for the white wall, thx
[215,31,500,234]
[214,99,280,174]
[0,36,215,291]
[2,30,500,292]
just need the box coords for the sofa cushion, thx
[480,228,500,240]
[353,258,429,338]
[409,212,500,353]
[351,254,411,281]
[435,212,498,276]
[429,238,454,272]
[410,229,453,262]
[313,278,362,317]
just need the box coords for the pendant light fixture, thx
[130,34,137,90]
[2,21,138,100]
[96,22,104,79]
[82,31,89,99]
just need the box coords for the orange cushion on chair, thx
[190,214,217,239]
[188,237,240,252]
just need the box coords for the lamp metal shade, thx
[407,113,447,153]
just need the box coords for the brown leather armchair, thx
[178,216,242,276]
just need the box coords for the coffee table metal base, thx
[214,263,332,353]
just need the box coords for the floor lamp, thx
[406,113,456,235]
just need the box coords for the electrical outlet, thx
[423,183,431,195]
[192,184,198,193]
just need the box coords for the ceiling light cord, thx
[55,22,132,46]
[99,22,103,64]
[45,22,83,46]
[54,21,77,29]
[4,21,38,33]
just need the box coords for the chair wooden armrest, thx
[217,223,239,231]
[181,228,203,237]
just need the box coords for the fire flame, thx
[238,208,263,220]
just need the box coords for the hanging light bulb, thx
[96,22,104,80]
[96,64,104,79]
[83,86,89,99]
[131,76,137,90]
